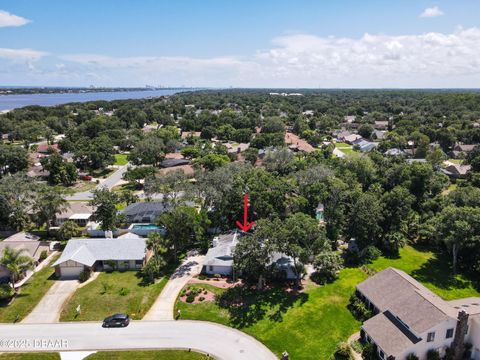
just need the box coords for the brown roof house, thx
[54,202,94,227]
[356,268,480,360]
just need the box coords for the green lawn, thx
[114,154,129,166]
[176,246,480,360]
[60,271,167,321]
[0,255,59,323]
[334,142,351,148]
[85,350,208,360]
[0,353,60,360]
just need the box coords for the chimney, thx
[451,310,469,360]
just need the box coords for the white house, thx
[202,232,298,280]
[203,233,239,276]
[52,237,148,279]
[356,268,480,360]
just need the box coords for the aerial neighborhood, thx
[0,89,480,360]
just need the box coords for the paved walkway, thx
[143,255,204,321]
[0,320,277,360]
[22,280,79,324]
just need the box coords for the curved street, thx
[0,320,278,360]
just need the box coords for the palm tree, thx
[146,232,169,257]
[33,186,68,231]
[0,247,34,288]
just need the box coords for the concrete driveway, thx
[143,255,204,321]
[22,280,79,324]
[0,321,277,360]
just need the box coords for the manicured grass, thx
[370,246,480,300]
[0,353,60,360]
[447,158,463,165]
[60,271,167,321]
[114,154,129,166]
[176,246,480,359]
[334,142,351,148]
[85,350,208,360]
[0,255,59,323]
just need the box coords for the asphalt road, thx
[0,321,278,360]
[65,165,129,201]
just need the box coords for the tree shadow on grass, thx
[410,251,480,293]
[216,284,308,328]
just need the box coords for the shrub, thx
[0,284,14,301]
[312,251,343,284]
[406,353,419,360]
[119,287,130,296]
[198,274,207,280]
[361,343,376,360]
[426,349,440,360]
[100,281,112,294]
[203,290,208,295]
[348,294,373,321]
[361,246,381,263]
[350,340,364,354]
[39,250,48,262]
[213,274,221,278]
[199,296,205,302]
[186,295,195,303]
[78,269,91,283]
[334,342,353,360]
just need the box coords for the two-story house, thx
[356,268,480,360]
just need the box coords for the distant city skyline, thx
[1,0,480,88]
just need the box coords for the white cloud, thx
[420,6,444,18]
[7,27,480,88]
[0,10,30,27]
[0,47,47,59]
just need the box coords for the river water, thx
[0,89,194,110]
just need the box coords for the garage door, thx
[60,266,83,279]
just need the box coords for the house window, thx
[209,266,213,272]
[379,350,385,359]
[427,332,435,342]
[135,260,143,265]
[446,328,454,339]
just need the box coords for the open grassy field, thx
[60,271,167,321]
[114,154,129,166]
[176,246,480,360]
[0,255,59,323]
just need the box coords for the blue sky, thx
[1,0,480,87]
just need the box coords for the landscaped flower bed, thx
[180,286,215,304]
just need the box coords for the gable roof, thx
[363,311,421,357]
[357,268,456,334]
[203,233,238,267]
[52,238,146,267]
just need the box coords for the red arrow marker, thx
[236,193,255,232]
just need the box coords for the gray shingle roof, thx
[52,238,146,267]
[363,311,418,357]
[357,268,456,334]
[121,202,171,220]
[203,233,238,267]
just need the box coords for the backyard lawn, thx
[60,271,167,321]
[114,154,128,166]
[175,245,480,360]
[85,350,208,360]
[0,255,59,323]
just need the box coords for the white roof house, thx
[52,238,147,278]
[203,233,239,275]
